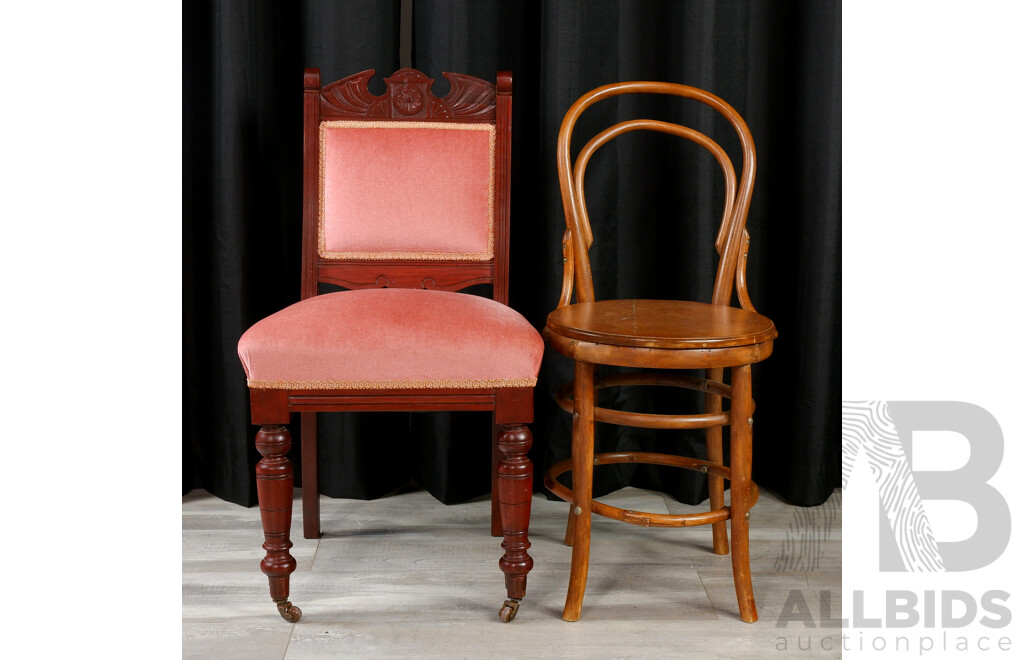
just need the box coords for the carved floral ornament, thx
[393,84,425,115]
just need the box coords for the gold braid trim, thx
[318,121,496,261]
[247,377,537,390]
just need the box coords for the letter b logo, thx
[842,401,1010,571]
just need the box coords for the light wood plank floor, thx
[183,485,841,659]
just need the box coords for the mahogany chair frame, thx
[248,68,534,623]
[543,81,777,622]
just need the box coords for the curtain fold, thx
[184,0,840,508]
[183,0,402,505]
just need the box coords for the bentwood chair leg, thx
[255,425,302,622]
[563,502,577,546]
[563,361,596,622]
[300,412,321,539]
[705,367,729,555]
[729,364,758,623]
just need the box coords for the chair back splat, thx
[543,81,777,623]
[237,69,542,624]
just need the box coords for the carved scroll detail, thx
[421,276,492,291]
[441,72,499,118]
[319,274,391,290]
[320,68,496,119]
[320,70,380,117]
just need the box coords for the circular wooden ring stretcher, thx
[543,372,759,528]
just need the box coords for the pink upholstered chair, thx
[237,68,542,623]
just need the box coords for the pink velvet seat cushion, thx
[238,289,543,389]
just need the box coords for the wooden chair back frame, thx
[555,81,758,312]
[302,68,513,305]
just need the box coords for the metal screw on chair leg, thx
[744,512,750,520]
[747,417,753,427]
[700,465,709,474]
[574,506,582,515]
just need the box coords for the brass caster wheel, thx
[275,599,302,623]
[499,598,521,623]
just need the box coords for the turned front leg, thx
[497,423,534,620]
[255,425,301,622]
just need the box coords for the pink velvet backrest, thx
[301,68,513,303]
[320,121,495,260]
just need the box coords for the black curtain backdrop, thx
[183,0,840,510]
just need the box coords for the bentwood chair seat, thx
[543,81,776,624]
[237,68,541,624]
[547,299,775,356]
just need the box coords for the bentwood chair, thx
[543,82,776,623]
[237,68,543,623]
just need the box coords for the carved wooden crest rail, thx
[314,68,497,120]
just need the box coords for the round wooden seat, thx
[547,300,776,369]
[547,299,776,349]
